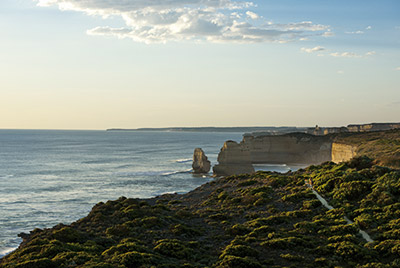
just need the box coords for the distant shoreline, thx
[106,126,308,133]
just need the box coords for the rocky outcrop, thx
[213,141,255,176]
[305,123,400,136]
[347,123,400,133]
[192,148,211,174]
[213,134,332,176]
[242,133,332,165]
[331,143,357,163]
[213,128,400,176]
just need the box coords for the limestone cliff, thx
[347,123,400,132]
[242,133,332,165]
[213,129,400,176]
[213,141,255,176]
[331,143,357,163]
[213,134,332,176]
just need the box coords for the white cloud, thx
[345,26,372,35]
[337,70,344,74]
[345,30,364,35]
[329,51,376,58]
[396,67,400,71]
[246,11,258,20]
[322,30,334,37]
[330,52,361,58]
[34,0,330,44]
[301,46,325,53]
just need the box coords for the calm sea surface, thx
[0,130,299,257]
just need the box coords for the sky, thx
[0,0,399,130]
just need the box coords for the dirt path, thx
[305,182,374,243]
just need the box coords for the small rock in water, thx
[192,148,211,174]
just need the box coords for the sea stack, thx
[192,148,211,174]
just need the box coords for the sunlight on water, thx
[0,130,244,256]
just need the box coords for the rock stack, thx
[192,148,211,174]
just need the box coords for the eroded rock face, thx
[213,141,255,176]
[347,123,400,132]
[192,148,211,174]
[242,134,332,165]
[331,143,357,163]
[213,134,332,177]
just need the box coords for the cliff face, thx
[213,134,332,176]
[347,123,400,132]
[242,134,332,165]
[213,129,400,176]
[331,143,357,163]
[213,141,255,176]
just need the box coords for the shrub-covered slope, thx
[1,157,400,268]
[335,129,400,168]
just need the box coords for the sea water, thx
[0,130,246,257]
[0,129,301,257]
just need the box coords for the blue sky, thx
[0,0,399,129]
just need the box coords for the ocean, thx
[0,130,300,257]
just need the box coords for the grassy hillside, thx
[1,157,400,268]
[334,129,400,168]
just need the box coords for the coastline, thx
[3,158,400,267]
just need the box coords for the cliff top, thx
[333,129,400,168]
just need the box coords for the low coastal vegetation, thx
[1,157,400,267]
[335,129,400,168]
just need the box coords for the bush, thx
[51,227,86,243]
[220,244,259,258]
[227,224,249,236]
[117,251,157,268]
[153,239,192,259]
[280,253,304,262]
[15,258,56,268]
[217,255,262,268]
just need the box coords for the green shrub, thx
[238,180,259,187]
[327,241,366,260]
[15,258,56,268]
[280,253,304,262]
[217,255,262,268]
[170,224,202,236]
[261,237,304,249]
[220,244,259,259]
[51,227,85,243]
[153,239,192,259]
[117,251,157,268]
[227,224,249,236]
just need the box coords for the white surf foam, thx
[0,247,17,258]
[162,169,193,176]
[0,175,14,179]
[115,169,193,177]
[175,158,192,163]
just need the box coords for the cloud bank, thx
[35,0,329,43]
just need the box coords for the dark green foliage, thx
[15,258,56,268]
[217,255,262,268]
[2,158,400,268]
[153,239,192,259]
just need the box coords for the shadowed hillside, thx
[1,157,400,267]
